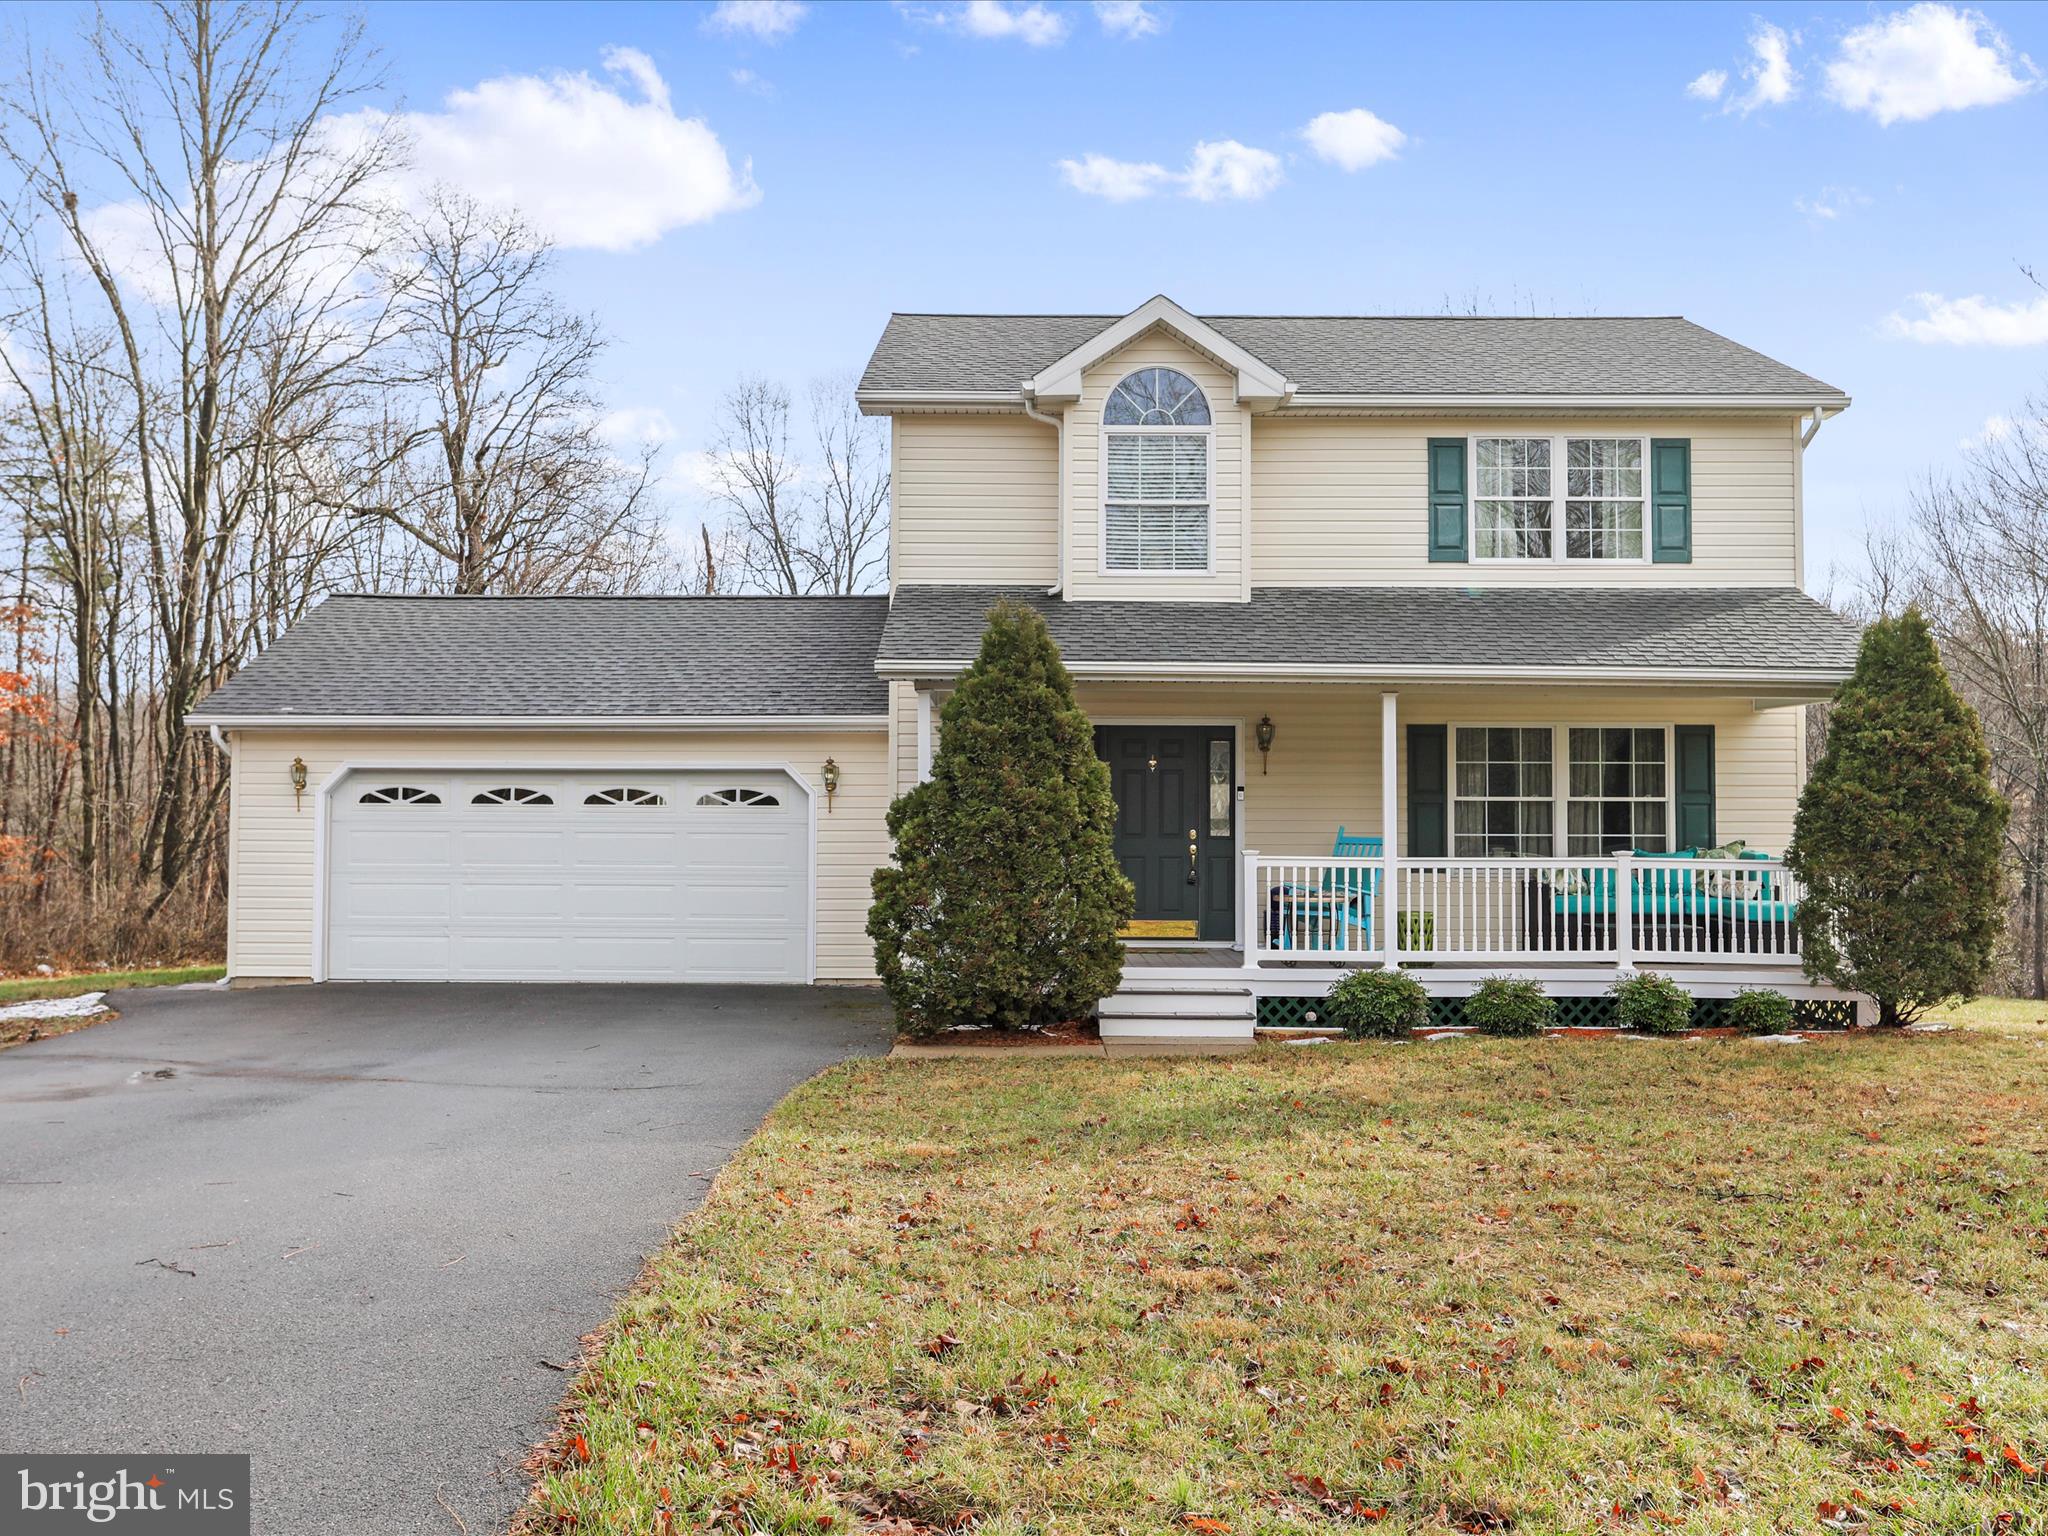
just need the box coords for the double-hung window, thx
[1453,727,1554,857]
[1452,724,1674,857]
[1102,367,1211,573]
[1473,435,1646,563]
[1566,728,1668,854]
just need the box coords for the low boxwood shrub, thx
[1325,969,1429,1040]
[1724,987,1795,1036]
[1610,971,1693,1036]
[1463,976,1553,1037]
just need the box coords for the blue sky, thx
[23,0,2048,590]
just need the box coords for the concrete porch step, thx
[1098,990,1253,1019]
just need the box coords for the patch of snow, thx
[0,992,108,1023]
[1282,1036,1330,1046]
[1903,1022,1953,1033]
[1752,1033,1806,1044]
[1420,1030,1467,1042]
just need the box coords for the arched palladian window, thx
[1101,367,1211,573]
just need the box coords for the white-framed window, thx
[1472,435,1647,563]
[1101,367,1211,574]
[1449,724,1675,857]
[1452,727,1554,857]
[1566,727,1668,854]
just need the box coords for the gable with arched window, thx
[1101,366,1212,573]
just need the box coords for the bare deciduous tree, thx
[347,189,666,595]
[702,373,890,595]
[1909,401,2048,998]
[806,375,890,595]
[0,0,401,908]
[706,375,808,593]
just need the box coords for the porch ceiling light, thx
[1255,714,1275,775]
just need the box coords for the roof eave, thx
[857,388,1853,416]
[873,658,1850,693]
[1277,392,1852,413]
[188,712,891,732]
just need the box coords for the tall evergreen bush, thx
[868,602,1133,1036]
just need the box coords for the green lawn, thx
[0,964,224,1005]
[524,1026,2048,1534]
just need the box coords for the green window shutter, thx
[1650,438,1691,563]
[1427,438,1467,562]
[1407,724,1447,857]
[1673,724,1715,851]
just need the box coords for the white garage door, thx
[325,770,809,983]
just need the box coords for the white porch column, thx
[915,688,935,783]
[1381,690,1400,962]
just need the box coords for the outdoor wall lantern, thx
[290,755,308,810]
[1255,715,1276,775]
[821,756,841,813]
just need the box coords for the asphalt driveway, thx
[0,982,891,1534]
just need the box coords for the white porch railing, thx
[1242,850,1806,969]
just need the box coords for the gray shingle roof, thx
[858,314,1846,401]
[878,586,1861,678]
[191,595,891,721]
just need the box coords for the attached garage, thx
[325,769,811,983]
[190,595,894,987]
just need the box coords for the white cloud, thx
[729,67,775,96]
[1795,184,1870,221]
[1058,152,1173,201]
[1301,107,1406,171]
[1961,413,2014,450]
[1736,21,1800,111]
[943,0,1069,45]
[599,406,678,449]
[1824,3,2037,124]
[1060,138,1282,202]
[1182,140,1284,201]
[341,48,758,252]
[1686,68,1728,102]
[704,0,808,41]
[1885,290,2048,346]
[1094,0,1161,39]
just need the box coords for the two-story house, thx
[192,296,1864,1037]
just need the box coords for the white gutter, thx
[860,389,1853,415]
[874,659,1851,688]
[1276,392,1853,413]
[1020,389,1066,595]
[184,713,890,732]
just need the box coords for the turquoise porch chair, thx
[1275,827,1381,951]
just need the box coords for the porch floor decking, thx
[1123,946,1240,969]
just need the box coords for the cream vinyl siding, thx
[892,413,1058,585]
[225,728,890,982]
[1250,413,1801,586]
[1068,331,1245,603]
[1068,683,1803,860]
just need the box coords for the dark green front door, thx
[1095,725,1236,942]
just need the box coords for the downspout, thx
[1800,406,1836,448]
[1021,390,1066,595]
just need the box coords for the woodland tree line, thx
[0,1,886,971]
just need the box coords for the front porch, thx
[1077,685,1853,1038]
